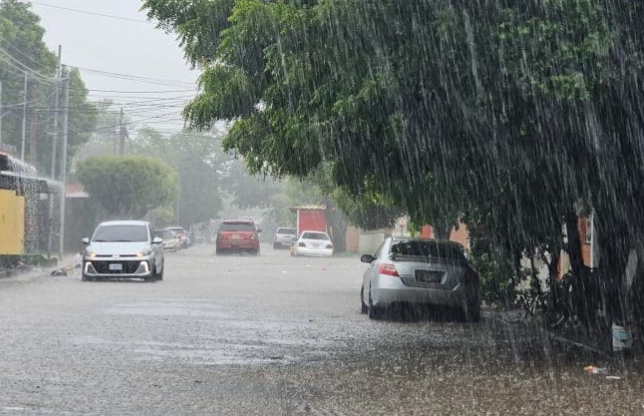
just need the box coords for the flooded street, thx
[0,245,642,415]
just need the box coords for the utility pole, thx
[20,72,27,160]
[0,80,3,146]
[118,107,125,155]
[50,45,62,179]
[58,66,70,261]
[47,46,61,260]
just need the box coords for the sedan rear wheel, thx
[462,296,481,323]
[367,290,383,320]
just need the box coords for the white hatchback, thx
[293,231,334,257]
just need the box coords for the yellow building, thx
[0,189,25,255]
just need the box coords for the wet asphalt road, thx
[0,244,643,415]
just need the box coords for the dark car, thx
[216,219,261,255]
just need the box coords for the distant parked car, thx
[216,219,261,255]
[273,227,297,249]
[360,238,480,321]
[163,226,189,249]
[81,220,164,282]
[292,231,333,257]
[157,229,180,252]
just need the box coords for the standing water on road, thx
[1,1,644,415]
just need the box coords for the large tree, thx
[0,0,97,174]
[133,128,224,227]
[77,155,178,219]
[145,0,644,330]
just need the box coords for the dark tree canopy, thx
[144,0,644,325]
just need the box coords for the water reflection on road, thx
[0,244,642,415]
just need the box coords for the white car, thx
[82,220,164,282]
[293,231,334,257]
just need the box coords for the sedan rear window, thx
[277,228,296,235]
[301,232,329,240]
[93,225,148,243]
[390,240,465,260]
[219,222,255,232]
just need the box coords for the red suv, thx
[216,219,261,255]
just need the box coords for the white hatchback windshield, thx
[93,225,148,243]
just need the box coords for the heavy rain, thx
[0,0,644,415]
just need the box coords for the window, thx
[219,222,255,232]
[92,225,149,243]
[390,240,465,261]
[301,232,329,240]
[373,241,386,259]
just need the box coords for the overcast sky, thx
[30,0,199,134]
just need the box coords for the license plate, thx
[415,270,443,283]
[312,244,321,249]
[109,263,123,271]
[231,234,241,240]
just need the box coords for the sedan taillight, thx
[378,263,399,277]
[326,244,333,249]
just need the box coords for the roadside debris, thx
[584,365,607,375]
[611,323,633,352]
[50,252,82,276]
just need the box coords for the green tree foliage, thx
[145,0,644,321]
[77,155,178,219]
[0,0,97,174]
[133,128,223,227]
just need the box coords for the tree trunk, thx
[564,209,599,328]
[432,216,452,240]
[325,200,348,253]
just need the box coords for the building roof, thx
[289,205,326,212]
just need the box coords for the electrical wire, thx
[71,66,194,87]
[0,46,58,83]
[29,1,149,24]
[3,91,57,109]
[84,88,195,94]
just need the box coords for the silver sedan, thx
[360,238,480,321]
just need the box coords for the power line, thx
[71,66,195,87]
[0,40,40,68]
[30,1,149,24]
[0,46,58,83]
[84,88,195,94]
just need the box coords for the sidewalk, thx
[0,253,80,281]
[486,306,643,357]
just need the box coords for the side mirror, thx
[360,254,375,264]
[82,237,90,245]
[152,237,163,245]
